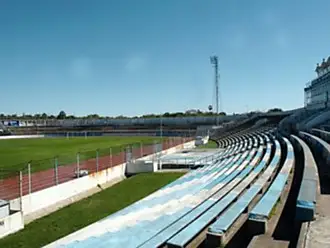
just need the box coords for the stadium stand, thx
[44,129,275,248]
[290,135,318,221]
[0,122,10,135]
[304,109,330,131]
[206,137,281,245]
[320,124,330,131]
[247,137,295,235]
[299,131,330,170]
[40,106,330,248]
[311,128,330,143]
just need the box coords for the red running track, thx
[0,138,188,201]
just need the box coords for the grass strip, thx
[0,172,185,248]
[197,140,219,149]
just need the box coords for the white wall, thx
[195,136,209,146]
[9,140,195,218]
[10,163,125,217]
[126,160,157,174]
[126,140,195,174]
[0,135,44,140]
[0,211,24,239]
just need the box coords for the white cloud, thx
[125,56,147,73]
[70,57,92,79]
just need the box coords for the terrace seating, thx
[206,137,281,245]
[290,134,318,221]
[299,131,330,169]
[311,128,330,143]
[247,137,294,234]
[43,133,249,245]
[304,109,330,131]
[44,129,294,248]
[165,136,265,247]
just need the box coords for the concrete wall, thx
[195,135,209,146]
[9,140,195,218]
[0,211,24,239]
[126,161,158,174]
[0,135,44,140]
[126,140,195,175]
[10,163,126,217]
[0,139,195,240]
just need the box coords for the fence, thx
[0,137,192,203]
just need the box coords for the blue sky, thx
[1,0,330,117]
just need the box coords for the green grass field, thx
[0,172,185,248]
[197,140,219,149]
[0,136,163,171]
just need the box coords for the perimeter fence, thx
[0,137,192,202]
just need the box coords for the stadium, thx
[0,55,329,248]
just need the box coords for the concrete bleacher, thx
[247,137,294,235]
[290,134,318,222]
[207,138,281,245]
[45,128,297,248]
[44,116,330,248]
[311,128,330,143]
[165,146,264,247]
[299,131,330,172]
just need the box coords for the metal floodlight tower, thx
[210,55,220,126]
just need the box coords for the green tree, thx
[267,108,283,113]
[57,111,66,119]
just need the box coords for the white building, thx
[304,57,330,109]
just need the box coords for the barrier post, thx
[54,157,59,185]
[153,141,158,161]
[122,146,125,163]
[27,162,31,195]
[19,171,23,211]
[110,147,112,167]
[96,149,99,172]
[77,152,80,178]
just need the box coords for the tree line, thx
[0,108,282,120]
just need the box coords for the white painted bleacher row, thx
[311,128,330,143]
[143,141,262,247]
[290,134,318,221]
[44,129,291,248]
[218,126,271,148]
[166,140,265,247]
[300,131,330,169]
[207,135,281,240]
[45,135,253,247]
[44,134,249,247]
[247,137,294,235]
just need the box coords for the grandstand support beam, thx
[210,55,220,126]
